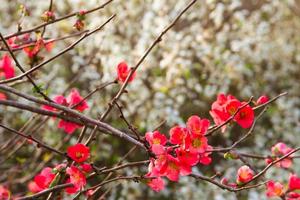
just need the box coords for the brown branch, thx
[0,124,65,156]
[0,15,116,85]
[16,183,73,200]
[3,0,114,40]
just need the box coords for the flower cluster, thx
[265,142,294,168]
[29,143,91,195]
[28,163,90,195]
[145,115,212,192]
[209,93,254,132]
[42,89,89,134]
[266,174,300,199]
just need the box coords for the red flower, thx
[209,94,235,132]
[176,148,199,167]
[147,177,165,192]
[0,93,6,100]
[256,95,269,105]
[23,39,44,58]
[80,163,92,173]
[65,178,79,194]
[58,120,81,134]
[287,192,300,200]
[199,145,212,165]
[33,167,55,190]
[169,126,189,146]
[145,131,167,155]
[42,95,67,111]
[117,61,136,83]
[67,143,90,163]
[188,134,208,154]
[0,54,15,79]
[226,100,254,129]
[236,165,254,184]
[289,174,300,191]
[163,155,181,182]
[186,115,210,135]
[66,166,86,192]
[0,185,10,200]
[23,38,54,58]
[210,94,254,131]
[266,180,284,198]
[175,148,199,176]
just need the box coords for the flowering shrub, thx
[0,0,299,199]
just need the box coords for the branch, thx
[3,0,114,39]
[16,183,73,200]
[0,15,116,85]
[0,123,65,156]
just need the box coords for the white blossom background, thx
[0,0,300,199]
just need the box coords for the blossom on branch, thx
[67,143,90,163]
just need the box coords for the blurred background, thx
[0,0,300,199]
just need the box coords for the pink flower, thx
[33,167,55,190]
[256,95,269,105]
[66,166,86,192]
[266,180,284,197]
[270,142,293,168]
[186,115,210,135]
[236,165,254,184]
[0,54,15,79]
[0,185,10,200]
[289,174,300,191]
[67,143,90,163]
[117,61,136,83]
[145,131,167,155]
[147,177,165,192]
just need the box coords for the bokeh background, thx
[0,0,300,199]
